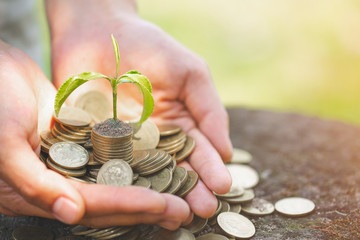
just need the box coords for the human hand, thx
[47,0,232,219]
[0,41,190,229]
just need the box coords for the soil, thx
[93,118,133,137]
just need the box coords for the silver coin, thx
[242,198,275,216]
[97,159,133,186]
[231,148,252,164]
[217,212,255,238]
[226,164,259,189]
[49,142,89,169]
[275,197,315,217]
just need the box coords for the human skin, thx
[46,0,233,227]
[0,41,191,230]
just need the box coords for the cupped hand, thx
[0,42,190,229]
[47,0,232,219]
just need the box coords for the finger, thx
[69,182,167,216]
[186,128,232,195]
[0,141,85,224]
[178,161,218,219]
[184,64,233,162]
[78,194,190,230]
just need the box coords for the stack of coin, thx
[91,119,134,164]
[156,124,196,162]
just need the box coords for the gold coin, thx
[175,136,195,162]
[40,141,51,154]
[161,141,186,155]
[134,150,165,168]
[226,164,259,189]
[47,158,86,177]
[55,106,92,127]
[172,166,188,189]
[184,215,208,235]
[40,130,61,146]
[217,212,255,238]
[131,119,160,150]
[133,176,151,188]
[51,129,86,144]
[176,171,199,197]
[242,198,275,216]
[221,189,255,204]
[157,135,186,151]
[164,178,182,194]
[74,90,112,124]
[158,124,182,137]
[97,159,133,186]
[157,130,186,148]
[49,142,89,169]
[152,228,195,240]
[275,197,315,217]
[196,233,229,240]
[146,168,173,192]
[12,226,54,240]
[130,150,150,167]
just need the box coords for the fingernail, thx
[52,197,79,224]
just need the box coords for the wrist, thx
[46,0,138,39]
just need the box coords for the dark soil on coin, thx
[93,119,132,137]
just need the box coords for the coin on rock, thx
[222,189,255,204]
[231,148,252,164]
[184,215,208,235]
[215,183,244,198]
[196,233,229,240]
[275,197,315,217]
[158,124,182,137]
[152,228,195,240]
[49,142,89,169]
[12,226,54,240]
[226,164,259,189]
[97,159,133,186]
[217,212,255,239]
[242,198,275,216]
[131,119,160,150]
[55,106,92,127]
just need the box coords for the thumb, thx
[0,141,85,224]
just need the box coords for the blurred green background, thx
[138,0,360,125]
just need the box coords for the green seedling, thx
[54,34,154,126]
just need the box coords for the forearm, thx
[46,0,137,40]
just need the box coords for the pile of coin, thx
[37,98,316,239]
[91,119,134,164]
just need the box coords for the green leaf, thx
[118,72,154,125]
[54,72,110,116]
[111,34,120,78]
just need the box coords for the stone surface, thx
[1,108,360,239]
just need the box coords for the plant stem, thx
[112,79,117,120]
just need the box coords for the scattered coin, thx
[133,176,151,188]
[196,233,229,240]
[226,164,259,189]
[152,227,195,240]
[217,212,255,239]
[12,226,54,240]
[275,197,315,217]
[97,159,133,186]
[49,142,89,169]
[215,184,244,198]
[221,189,255,204]
[242,198,275,216]
[231,148,252,164]
[229,203,242,214]
[184,215,208,235]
